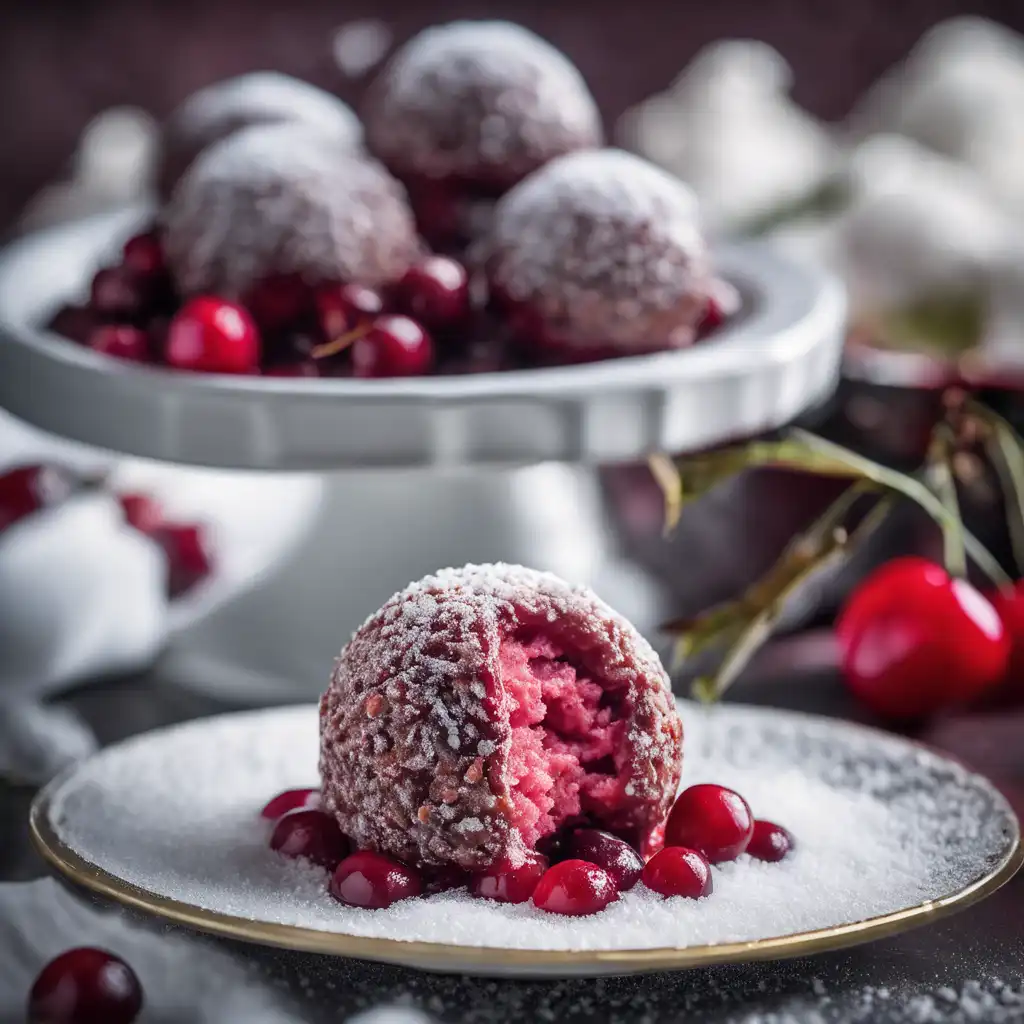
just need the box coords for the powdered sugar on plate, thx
[42,703,1017,959]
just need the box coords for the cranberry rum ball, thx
[319,564,682,872]
[364,21,603,250]
[485,148,713,363]
[157,72,363,199]
[162,123,420,305]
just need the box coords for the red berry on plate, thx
[28,947,142,1024]
[153,523,213,597]
[664,784,754,863]
[352,315,433,378]
[642,847,713,899]
[270,809,349,870]
[0,465,76,534]
[316,283,384,339]
[165,297,261,374]
[117,493,163,534]
[746,820,793,863]
[121,231,166,278]
[532,859,618,916]
[394,256,470,331]
[88,325,150,363]
[468,852,547,904]
[90,267,147,320]
[329,851,422,909]
[49,305,96,345]
[243,273,313,335]
[261,787,320,820]
[837,557,1009,720]
[566,829,643,891]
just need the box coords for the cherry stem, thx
[310,323,371,360]
[926,422,967,579]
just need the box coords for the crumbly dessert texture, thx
[162,122,420,297]
[364,21,603,185]
[319,563,683,871]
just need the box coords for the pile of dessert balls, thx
[50,21,734,379]
[269,564,792,916]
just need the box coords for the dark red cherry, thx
[746,820,793,862]
[28,947,142,1024]
[316,283,384,339]
[117,493,163,534]
[49,305,97,345]
[532,859,618,917]
[0,465,77,534]
[394,256,470,331]
[269,809,349,870]
[88,325,150,363]
[469,852,547,904]
[90,267,148,320]
[121,231,166,278]
[665,784,754,863]
[243,274,313,335]
[152,523,213,597]
[261,788,320,820]
[566,829,643,891]
[352,315,433,378]
[329,851,423,909]
[165,297,261,374]
[642,847,713,899]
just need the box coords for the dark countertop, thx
[4,635,1023,1023]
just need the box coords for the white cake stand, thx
[0,209,846,700]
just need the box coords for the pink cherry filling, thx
[497,632,627,851]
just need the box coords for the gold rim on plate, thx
[30,784,1023,976]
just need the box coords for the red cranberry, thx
[270,809,349,870]
[532,859,618,917]
[352,315,434,378]
[316,283,384,339]
[153,523,213,597]
[121,231,166,278]
[746,820,793,862]
[329,851,422,909]
[165,297,261,375]
[261,787,320,820]
[468,852,547,904]
[0,465,76,534]
[566,829,643,891]
[838,557,1009,720]
[264,361,321,378]
[49,305,96,345]
[665,784,754,863]
[243,274,313,335]
[642,847,713,899]
[90,267,146,320]
[88,325,150,363]
[394,256,470,331]
[28,948,142,1024]
[117,493,163,534]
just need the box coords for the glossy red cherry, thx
[352,315,434,378]
[0,465,76,534]
[49,305,97,345]
[28,947,142,1024]
[270,809,349,870]
[316,283,384,339]
[117,493,163,534]
[121,231,166,278]
[532,859,618,917]
[165,297,261,374]
[746,820,793,862]
[394,256,470,331]
[88,325,150,363]
[243,274,313,335]
[642,847,713,899]
[329,851,423,909]
[665,784,754,863]
[90,266,149,321]
[566,829,643,891]
[989,582,1024,702]
[152,523,213,597]
[837,557,1009,720]
[261,787,320,820]
[468,852,547,904]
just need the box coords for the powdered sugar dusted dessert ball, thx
[319,564,682,872]
[157,72,363,199]
[364,21,603,249]
[162,122,420,299]
[486,148,713,361]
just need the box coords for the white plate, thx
[31,703,1021,977]
[0,209,845,469]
